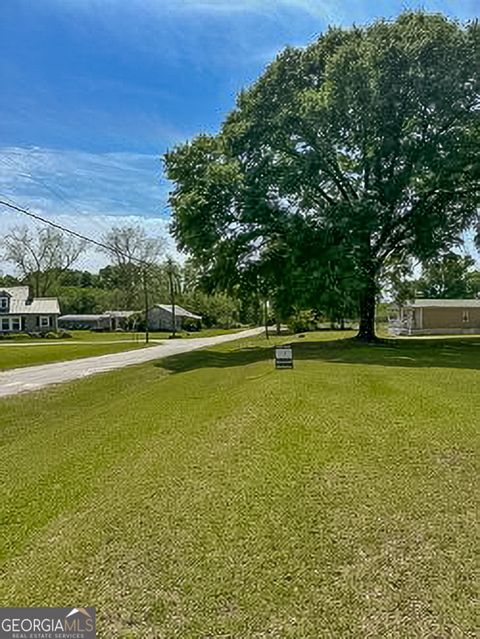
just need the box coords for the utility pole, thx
[0,199,158,346]
[142,267,149,344]
[167,262,177,337]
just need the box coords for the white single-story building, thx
[147,304,202,331]
[58,310,136,331]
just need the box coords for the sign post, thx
[275,345,293,369]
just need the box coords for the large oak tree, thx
[165,12,480,340]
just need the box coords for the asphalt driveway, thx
[0,327,263,398]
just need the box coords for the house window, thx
[0,317,21,331]
[462,310,469,323]
[0,297,8,311]
[39,316,50,328]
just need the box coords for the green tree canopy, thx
[100,225,166,309]
[2,225,85,297]
[417,252,478,299]
[165,12,480,340]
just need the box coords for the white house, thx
[147,304,202,331]
[0,286,60,333]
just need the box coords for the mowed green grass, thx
[0,329,243,370]
[0,332,478,637]
[69,327,244,341]
[0,340,154,370]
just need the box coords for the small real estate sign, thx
[275,345,293,369]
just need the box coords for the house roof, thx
[155,304,202,319]
[13,298,61,314]
[406,298,480,308]
[0,286,60,315]
[104,310,136,318]
[0,286,30,300]
[59,311,136,321]
[59,314,107,321]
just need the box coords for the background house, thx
[147,304,202,331]
[0,286,60,333]
[58,310,136,331]
[392,299,480,335]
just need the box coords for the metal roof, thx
[155,304,202,319]
[0,287,60,314]
[59,311,136,321]
[104,310,136,318]
[59,314,106,321]
[407,298,480,308]
[0,286,30,300]
[6,298,60,315]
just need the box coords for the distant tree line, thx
[0,223,261,328]
[388,252,480,307]
[1,221,479,333]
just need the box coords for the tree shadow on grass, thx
[155,336,480,374]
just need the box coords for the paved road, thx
[0,327,263,398]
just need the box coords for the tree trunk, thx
[264,299,269,339]
[357,269,377,342]
[34,272,40,298]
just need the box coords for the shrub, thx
[0,332,31,341]
[57,329,73,339]
[182,318,200,332]
[287,309,317,334]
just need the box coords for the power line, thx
[0,197,153,268]
[0,150,174,258]
[0,151,170,235]
[0,196,158,344]
[0,155,85,215]
[0,152,133,252]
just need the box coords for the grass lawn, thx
[131,327,244,340]
[67,330,148,342]
[0,328,244,370]
[0,332,478,637]
[177,327,244,339]
[0,340,154,371]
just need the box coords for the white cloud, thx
[69,0,340,18]
[0,146,168,216]
[167,0,341,19]
[0,146,180,274]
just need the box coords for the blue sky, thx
[0,0,478,270]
